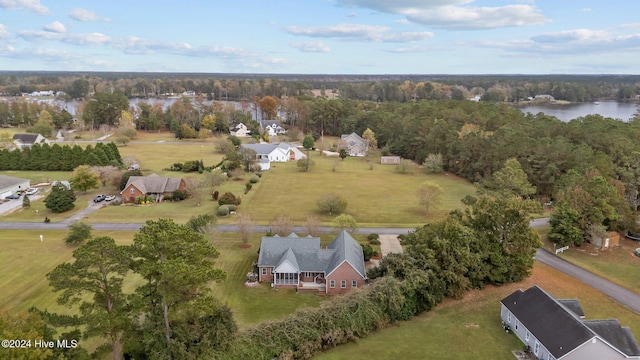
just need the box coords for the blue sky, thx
[0,0,638,74]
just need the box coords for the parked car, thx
[93,194,106,202]
[104,195,116,201]
[25,188,38,196]
[5,194,20,200]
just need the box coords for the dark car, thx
[5,194,20,200]
[93,194,106,202]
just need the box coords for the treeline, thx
[0,142,122,171]
[2,72,640,102]
[0,100,73,128]
[214,196,539,359]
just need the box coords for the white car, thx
[104,195,116,201]
[25,188,38,196]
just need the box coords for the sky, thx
[0,0,639,74]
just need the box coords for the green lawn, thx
[117,142,224,174]
[0,190,99,223]
[238,151,476,227]
[538,227,640,292]
[316,263,640,360]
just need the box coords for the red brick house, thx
[257,231,367,295]
[120,174,186,203]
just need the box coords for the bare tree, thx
[236,213,254,246]
[184,175,209,207]
[418,183,444,216]
[304,215,321,237]
[270,213,293,236]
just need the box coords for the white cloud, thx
[0,0,49,14]
[385,45,429,53]
[337,0,548,30]
[531,29,612,44]
[69,8,110,22]
[0,24,10,38]
[581,8,593,13]
[284,23,432,42]
[290,41,331,52]
[43,21,66,33]
[18,29,111,45]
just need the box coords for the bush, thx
[44,184,76,213]
[245,183,252,193]
[367,233,380,242]
[212,190,219,201]
[369,238,381,245]
[217,205,230,216]
[227,135,241,147]
[64,221,92,245]
[227,205,237,212]
[172,189,187,201]
[218,192,239,206]
[361,243,377,261]
[249,176,259,184]
[255,172,262,178]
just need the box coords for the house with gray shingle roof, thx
[340,132,368,157]
[120,173,186,203]
[258,120,286,137]
[257,231,367,295]
[239,142,305,170]
[12,133,49,150]
[501,285,640,360]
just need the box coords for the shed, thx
[380,156,401,165]
[0,175,30,199]
[592,231,620,250]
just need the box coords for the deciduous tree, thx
[70,165,100,193]
[317,193,347,215]
[236,213,254,246]
[417,183,443,216]
[64,221,93,245]
[332,213,357,234]
[270,213,293,236]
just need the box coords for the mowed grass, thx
[240,151,476,227]
[316,263,640,360]
[537,227,640,292]
[117,142,223,174]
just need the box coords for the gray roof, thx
[558,299,585,318]
[12,133,42,144]
[121,174,183,194]
[259,120,282,127]
[341,132,368,149]
[501,286,594,359]
[0,175,30,189]
[584,320,640,357]
[240,142,291,156]
[258,231,366,277]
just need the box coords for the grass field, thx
[117,142,224,174]
[315,263,640,360]
[238,151,476,227]
[537,226,640,293]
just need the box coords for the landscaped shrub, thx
[218,192,239,206]
[172,189,187,201]
[367,233,380,244]
[212,190,219,201]
[361,243,378,261]
[255,172,262,178]
[249,176,259,184]
[227,205,237,212]
[245,183,252,193]
[217,205,230,217]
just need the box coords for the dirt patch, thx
[464,323,480,328]
[244,281,260,287]
[239,243,252,249]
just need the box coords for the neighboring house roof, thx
[229,122,247,132]
[502,286,640,359]
[121,174,183,194]
[51,180,70,189]
[259,120,282,128]
[240,142,291,156]
[12,133,46,145]
[257,231,366,278]
[341,133,368,151]
[584,320,640,357]
[0,175,30,190]
[501,286,594,359]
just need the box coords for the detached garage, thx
[0,175,30,199]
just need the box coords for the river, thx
[518,100,639,122]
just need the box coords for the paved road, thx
[535,248,640,314]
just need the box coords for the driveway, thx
[535,248,640,314]
[0,194,43,216]
[379,234,403,257]
[60,199,107,225]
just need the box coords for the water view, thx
[518,100,639,122]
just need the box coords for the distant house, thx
[535,94,555,102]
[51,180,71,190]
[340,133,369,157]
[128,163,141,171]
[501,285,640,360]
[229,122,250,137]
[380,156,401,165]
[120,174,186,203]
[239,142,305,171]
[259,120,286,137]
[182,90,196,96]
[0,175,30,199]
[12,133,49,150]
[257,231,367,295]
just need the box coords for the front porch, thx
[297,281,326,294]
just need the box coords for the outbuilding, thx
[0,175,30,199]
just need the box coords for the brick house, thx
[120,174,186,203]
[501,285,640,360]
[257,231,367,295]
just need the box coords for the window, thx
[270,268,273,274]
[330,280,335,288]
[341,280,346,288]
[261,268,266,275]
[130,188,135,194]
[507,312,511,323]
[525,331,530,342]
[352,280,357,288]
[515,320,519,330]
[534,341,540,356]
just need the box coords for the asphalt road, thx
[536,248,640,314]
